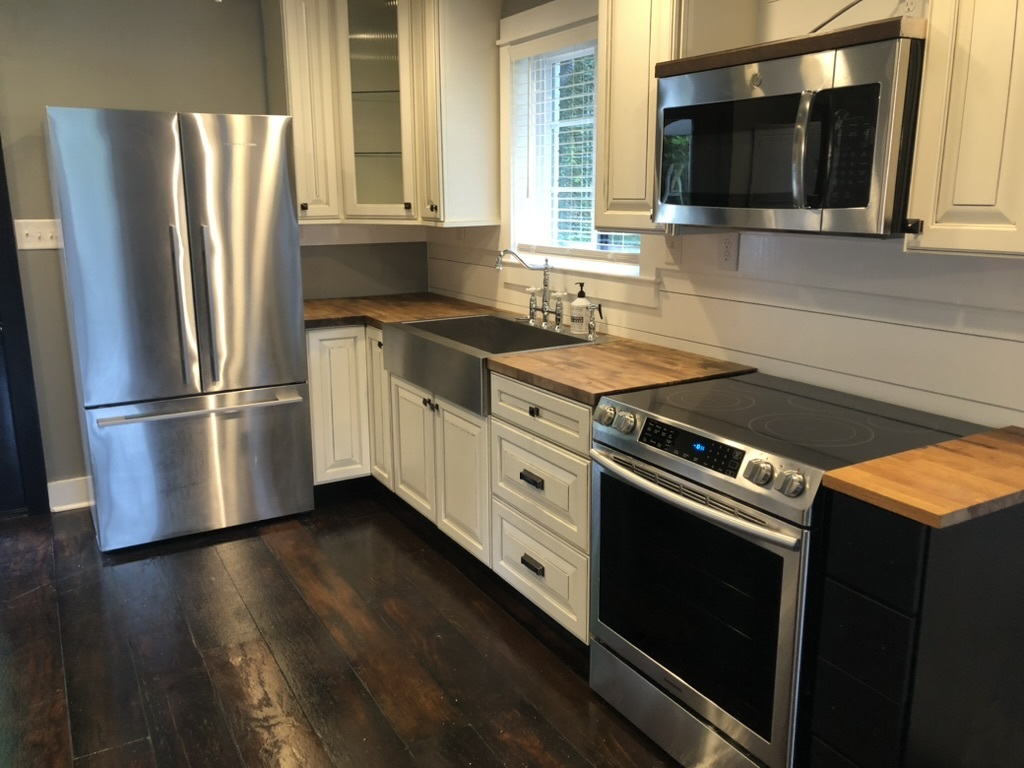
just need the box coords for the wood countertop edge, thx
[823,426,1024,528]
[486,362,755,407]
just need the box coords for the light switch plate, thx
[14,219,63,250]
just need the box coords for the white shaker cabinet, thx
[410,0,502,226]
[594,0,758,234]
[906,0,1024,255]
[307,327,371,484]
[335,0,418,220]
[365,327,393,490]
[268,0,344,223]
[488,374,592,641]
[595,0,680,233]
[391,376,490,564]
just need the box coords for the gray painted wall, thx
[1,0,427,484]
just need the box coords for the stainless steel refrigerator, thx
[47,107,314,551]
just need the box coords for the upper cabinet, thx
[594,0,757,234]
[906,0,1024,256]
[268,0,344,222]
[594,0,680,233]
[336,0,417,220]
[411,0,501,226]
[266,0,500,228]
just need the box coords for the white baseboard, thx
[48,476,93,513]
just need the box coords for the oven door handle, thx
[590,449,803,552]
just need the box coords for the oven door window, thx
[660,93,825,209]
[596,472,784,740]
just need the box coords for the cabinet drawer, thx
[491,419,590,552]
[492,496,589,642]
[819,578,916,703]
[808,737,859,768]
[812,659,904,768]
[826,493,927,614]
[490,374,592,455]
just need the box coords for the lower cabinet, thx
[805,492,1024,768]
[306,326,370,484]
[391,375,490,565]
[488,374,592,642]
[365,327,393,490]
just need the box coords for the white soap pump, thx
[570,282,589,335]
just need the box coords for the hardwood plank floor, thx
[0,479,673,767]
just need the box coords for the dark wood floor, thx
[0,479,674,767]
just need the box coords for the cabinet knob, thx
[404,202,412,211]
[377,340,383,349]
[429,203,438,213]
[300,202,309,211]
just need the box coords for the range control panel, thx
[639,418,745,478]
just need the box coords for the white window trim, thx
[497,0,662,301]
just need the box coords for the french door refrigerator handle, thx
[792,90,817,210]
[200,224,220,382]
[168,225,190,385]
[590,448,802,552]
[95,393,304,428]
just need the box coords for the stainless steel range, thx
[588,373,980,768]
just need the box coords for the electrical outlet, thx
[14,219,63,250]
[718,234,738,271]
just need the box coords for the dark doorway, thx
[0,133,49,516]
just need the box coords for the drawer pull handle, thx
[528,405,540,418]
[520,553,545,577]
[519,469,545,491]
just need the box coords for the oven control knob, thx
[742,458,775,486]
[774,470,807,498]
[594,404,616,426]
[611,410,637,434]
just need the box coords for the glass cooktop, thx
[605,373,983,472]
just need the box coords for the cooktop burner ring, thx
[660,390,758,412]
[747,412,876,448]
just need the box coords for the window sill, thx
[498,258,661,309]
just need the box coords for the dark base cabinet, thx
[804,493,1024,768]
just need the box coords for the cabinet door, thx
[411,0,501,226]
[366,327,393,490]
[278,0,343,222]
[436,399,490,565]
[335,0,417,219]
[307,327,370,484]
[595,0,680,233]
[391,376,436,520]
[907,0,1024,254]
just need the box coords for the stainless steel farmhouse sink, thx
[382,314,591,415]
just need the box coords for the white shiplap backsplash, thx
[426,226,1023,428]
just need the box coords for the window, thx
[508,30,640,273]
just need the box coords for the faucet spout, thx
[495,250,554,327]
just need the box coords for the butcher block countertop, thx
[823,426,1024,528]
[487,338,754,406]
[304,293,495,328]
[305,294,1024,527]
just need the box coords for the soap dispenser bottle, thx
[570,282,589,335]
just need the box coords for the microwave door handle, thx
[792,90,817,209]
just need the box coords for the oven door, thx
[589,447,810,768]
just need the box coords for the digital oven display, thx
[638,418,745,477]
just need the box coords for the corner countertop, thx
[823,426,1024,528]
[304,293,497,328]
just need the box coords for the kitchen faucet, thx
[495,249,553,328]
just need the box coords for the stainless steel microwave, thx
[653,18,925,236]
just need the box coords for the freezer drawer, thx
[85,384,313,551]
